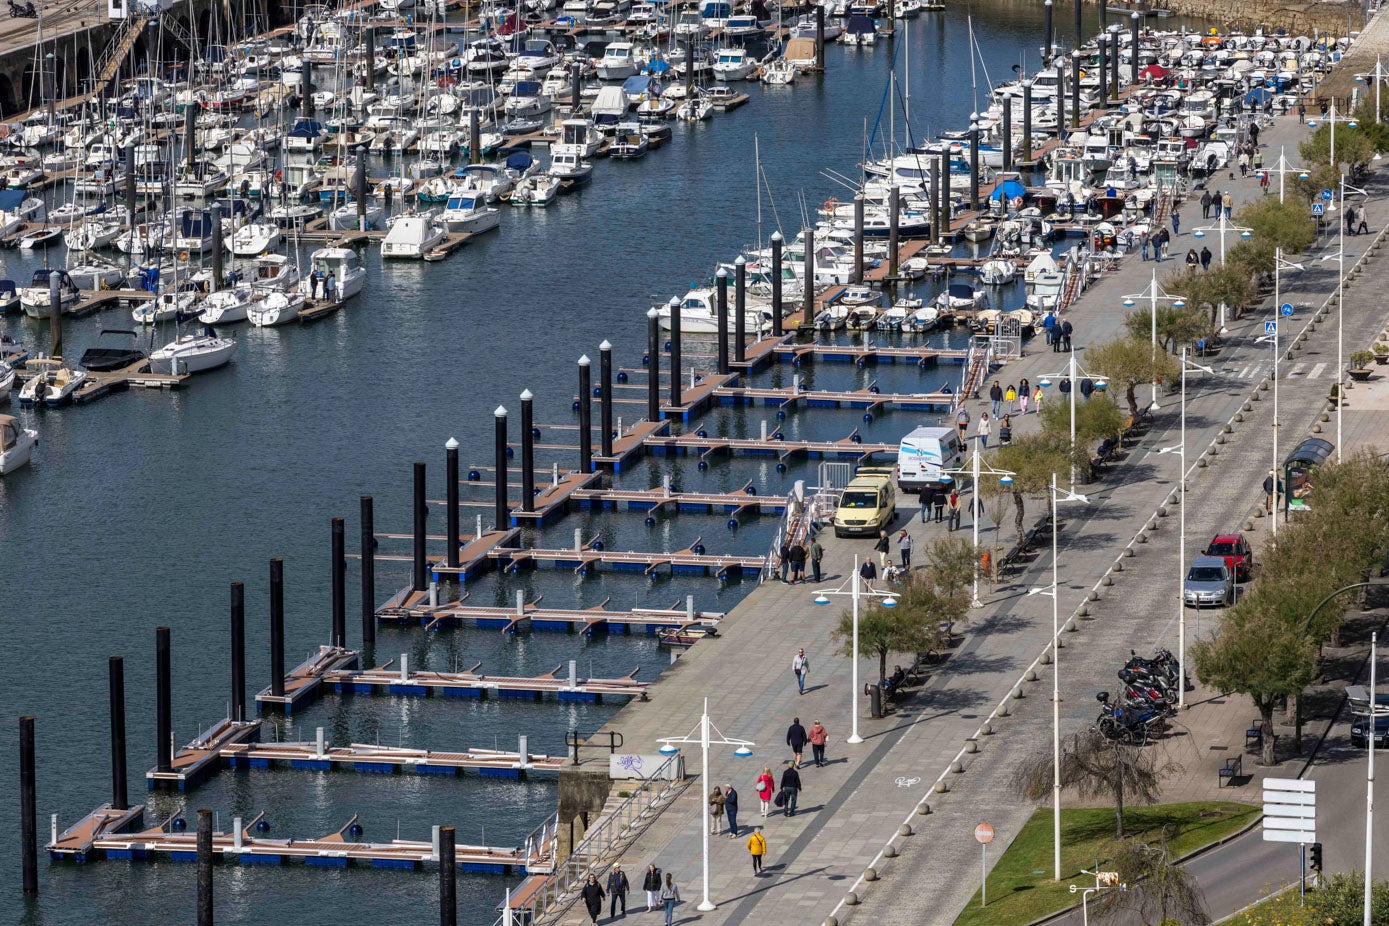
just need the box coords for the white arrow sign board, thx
[1263,778,1316,844]
[1263,802,1316,818]
[1265,829,1318,844]
[1265,777,1316,793]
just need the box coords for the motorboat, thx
[978,258,1017,286]
[555,118,604,158]
[904,303,941,333]
[247,291,307,326]
[656,287,772,335]
[228,221,282,256]
[78,328,146,372]
[328,199,386,231]
[381,213,446,259]
[18,269,80,318]
[509,172,561,206]
[597,42,638,80]
[609,129,649,159]
[548,150,593,186]
[936,281,986,312]
[440,189,501,234]
[814,304,849,331]
[249,254,301,293]
[67,259,125,291]
[134,286,200,325]
[0,360,13,402]
[453,160,524,202]
[723,14,762,40]
[17,360,87,407]
[198,286,256,324]
[148,329,236,374]
[0,413,37,474]
[0,281,16,314]
[300,247,366,302]
[845,304,879,331]
[841,13,877,46]
[1023,252,1064,311]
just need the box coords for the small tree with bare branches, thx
[1093,833,1208,925]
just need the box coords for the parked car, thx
[1350,714,1389,749]
[1205,533,1253,582]
[1183,555,1234,608]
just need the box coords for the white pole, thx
[1068,353,1077,490]
[1365,632,1377,926]
[698,699,715,911]
[1149,269,1160,410]
[1179,349,1188,710]
[971,442,981,608]
[1331,99,1337,168]
[1051,473,1062,881]
[1279,146,1286,203]
[848,555,863,744]
[1338,177,1345,461]
[1377,56,1383,126]
[1273,251,1281,537]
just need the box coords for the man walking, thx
[1061,319,1073,352]
[791,648,809,695]
[874,530,890,569]
[778,540,791,583]
[947,488,961,531]
[779,760,803,817]
[786,717,808,768]
[1357,205,1370,235]
[724,783,740,838]
[898,530,913,568]
[1200,189,1212,219]
[1140,230,1150,261]
[809,536,823,583]
[1263,470,1280,513]
[1171,208,1180,235]
[788,541,806,583]
[808,719,828,767]
[955,405,970,441]
[933,484,946,523]
[989,380,1003,417]
[643,863,662,913]
[1223,191,1233,219]
[1200,246,1212,270]
[607,865,631,919]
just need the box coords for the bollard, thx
[440,825,457,926]
[929,161,940,244]
[1001,100,1012,172]
[233,816,243,852]
[646,308,661,421]
[1070,51,1081,128]
[361,496,376,645]
[865,867,878,881]
[600,342,614,458]
[852,196,865,284]
[230,582,246,724]
[494,406,509,528]
[124,143,136,220]
[716,269,730,375]
[414,462,428,591]
[669,297,682,409]
[1097,35,1108,103]
[1130,12,1140,86]
[568,659,578,689]
[734,256,747,364]
[155,627,174,774]
[515,589,525,616]
[355,150,368,232]
[771,232,784,335]
[1022,80,1033,162]
[109,656,128,810]
[429,580,438,607]
[520,392,536,511]
[446,438,461,563]
[575,353,600,472]
[300,61,313,118]
[802,227,815,326]
[570,61,582,114]
[574,528,583,553]
[331,517,346,647]
[269,562,285,698]
[968,120,980,210]
[197,808,213,926]
[48,271,62,359]
[400,653,409,683]
[316,726,326,758]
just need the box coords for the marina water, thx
[0,2,1212,921]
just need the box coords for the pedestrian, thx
[1004,383,1017,414]
[791,648,809,695]
[1297,99,1306,123]
[808,719,828,767]
[1249,121,1260,146]
[989,380,1003,417]
[788,541,806,583]
[1140,230,1150,261]
[1171,208,1180,235]
[999,414,1012,446]
[947,489,961,531]
[1186,248,1199,269]
[1319,98,1328,117]
[977,412,991,449]
[860,558,877,582]
[919,487,930,523]
[1357,206,1370,235]
[874,529,890,569]
[1347,204,1358,235]
[955,405,970,441]
[724,783,739,837]
[1263,470,1280,513]
[581,874,606,924]
[786,717,808,768]
[607,864,631,919]
[643,863,663,912]
[1061,319,1073,352]
[809,536,823,583]
[1018,377,1031,414]
[708,786,725,835]
[1033,384,1045,413]
[1252,150,1263,170]
[324,272,336,303]
[1200,189,1212,219]
[1223,191,1233,219]
[932,484,946,523]
[747,827,767,875]
[1059,376,1072,400]
[756,767,775,817]
[1259,171,1270,194]
[779,760,802,816]
[659,873,680,926]
[778,540,791,583]
[1238,150,1249,177]
[1200,246,1212,270]
[898,529,913,568]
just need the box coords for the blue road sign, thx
[1281,303,1295,317]
[1265,321,1278,334]
[1322,189,1334,201]
[1312,203,1325,216]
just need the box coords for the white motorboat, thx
[845,304,879,331]
[978,258,1017,285]
[936,281,986,313]
[228,221,282,256]
[134,287,199,325]
[381,213,446,259]
[17,360,86,407]
[675,96,713,121]
[711,47,756,81]
[328,200,386,231]
[597,42,637,80]
[0,413,37,474]
[815,304,849,331]
[18,269,80,318]
[903,303,941,333]
[1023,252,1064,311]
[300,247,366,303]
[247,291,307,326]
[656,287,773,335]
[549,151,593,186]
[440,190,501,234]
[149,331,236,374]
[0,360,13,401]
[249,254,301,293]
[63,220,122,252]
[198,287,256,324]
[762,59,796,85]
[509,173,561,207]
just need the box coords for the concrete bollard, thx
[1137,533,1148,543]
[1065,619,1077,632]
[1089,590,1100,601]
[1198,458,1208,468]
[1244,520,1255,531]
[982,722,994,735]
[1113,561,1124,572]
[917,802,932,814]
[1102,576,1112,586]
[1011,687,1024,699]
[965,741,978,753]
[1040,652,1052,665]
[934,781,949,793]
[883,844,897,858]
[864,867,879,881]
[950,759,964,773]
[844,892,860,906]
[1025,669,1038,682]
[898,824,913,837]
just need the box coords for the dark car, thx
[1350,715,1389,749]
[1205,533,1253,582]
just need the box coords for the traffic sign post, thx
[975,823,994,907]
[1312,203,1325,217]
[1322,189,1335,201]
[1281,302,1295,317]
[1265,321,1278,334]
[1263,778,1316,901]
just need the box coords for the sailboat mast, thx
[754,132,762,251]
[968,15,978,115]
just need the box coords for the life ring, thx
[1011,195,1024,210]
[823,197,838,212]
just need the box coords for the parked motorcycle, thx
[7,1,37,17]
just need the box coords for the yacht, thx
[301,247,367,302]
[597,42,638,80]
[440,189,501,234]
[198,287,256,324]
[0,413,37,474]
[549,150,593,186]
[381,213,447,259]
[18,269,80,318]
[249,254,301,293]
[247,291,307,326]
[134,286,199,325]
[149,330,236,374]
[228,222,282,256]
[712,47,756,81]
[510,172,562,207]
[656,287,772,335]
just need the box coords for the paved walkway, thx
[545,76,1389,926]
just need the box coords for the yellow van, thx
[832,467,897,538]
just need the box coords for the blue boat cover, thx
[0,189,25,211]
[989,178,1026,201]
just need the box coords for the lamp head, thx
[658,744,680,756]
[881,596,898,608]
[999,475,1015,486]
[733,746,753,758]
[1122,298,1136,307]
[1192,230,1205,238]
[1172,299,1186,308]
[812,593,831,606]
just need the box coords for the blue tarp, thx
[989,179,1026,201]
[288,119,323,138]
[946,283,976,299]
[700,1,731,17]
[622,75,653,96]
[505,150,534,171]
[1243,86,1274,105]
[0,189,26,211]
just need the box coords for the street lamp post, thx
[1321,175,1368,461]
[1365,632,1378,926]
[1121,270,1187,411]
[656,699,754,912]
[1262,146,1310,204]
[1306,101,1358,169]
[944,444,1015,609]
[1261,249,1305,537]
[1028,475,1088,880]
[1038,357,1108,491]
[812,556,899,745]
[1191,212,1254,266]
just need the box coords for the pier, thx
[378,596,724,635]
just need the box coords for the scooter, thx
[7,1,37,18]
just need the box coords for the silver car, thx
[1183,555,1234,608]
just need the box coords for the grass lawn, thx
[952,801,1259,926]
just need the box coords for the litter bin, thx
[866,682,884,719]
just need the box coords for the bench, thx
[1121,407,1153,445]
[1245,720,1263,749]
[1000,514,1054,576]
[1218,755,1242,787]
[1092,436,1120,469]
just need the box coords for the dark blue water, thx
[0,4,1212,923]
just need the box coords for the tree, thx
[982,432,1070,543]
[1038,392,1126,481]
[834,598,933,685]
[1300,123,1376,177]
[1093,834,1208,926]
[1237,196,1318,256]
[1015,728,1181,838]
[921,535,975,624]
[833,554,968,683]
[1084,336,1182,419]
[1190,608,1318,766]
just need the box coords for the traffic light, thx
[1309,842,1323,871]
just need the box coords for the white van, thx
[896,426,965,493]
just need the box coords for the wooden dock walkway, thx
[379,596,724,635]
[714,383,956,412]
[145,718,260,791]
[769,342,971,366]
[254,645,360,713]
[489,539,763,580]
[14,355,189,403]
[570,482,785,515]
[220,742,564,779]
[323,662,649,704]
[645,431,897,462]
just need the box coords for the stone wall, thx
[1103,0,1363,38]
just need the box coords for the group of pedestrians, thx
[917,484,961,529]
[776,536,823,584]
[581,864,681,924]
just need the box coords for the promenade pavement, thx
[546,85,1389,926]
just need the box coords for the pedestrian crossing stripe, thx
[1289,362,1307,377]
[1308,362,1326,379]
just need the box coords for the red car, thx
[1205,533,1253,582]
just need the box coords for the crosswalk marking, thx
[1308,362,1327,379]
[1288,362,1307,378]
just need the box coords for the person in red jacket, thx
[808,720,828,767]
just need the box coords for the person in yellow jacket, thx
[747,827,767,876]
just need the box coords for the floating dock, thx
[380,595,725,636]
[489,539,764,580]
[714,383,956,412]
[254,645,361,713]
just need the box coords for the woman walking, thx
[643,863,663,912]
[808,719,828,767]
[659,873,681,926]
[748,827,767,875]
[580,874,606,924]
[708,785,725,835]
[1018,377,1031,414]
[756,766,775,817]
[977,412,992,449]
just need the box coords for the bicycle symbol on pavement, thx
[894,776,922,788]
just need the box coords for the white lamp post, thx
[1255,250,1305,537]
[944,443,1015,609]
[1364,632,1380,926]
[1157,348,1213,711]
[812,555,898,745]
[1121,270,1187,411]
[656,699,754,912]
[1306,99,1358,168]
[1191,212,1254,266]
[1259,146,1310,204]
[1320,175,1368,462]
[1037,357,1108,490]
[1027,474,1088,880]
